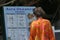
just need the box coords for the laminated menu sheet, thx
[3,6,36,40]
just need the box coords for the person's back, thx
[29,18,55,40]
[29,7,55,40]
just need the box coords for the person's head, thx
[27,13,34,19]
[33,7,46,18]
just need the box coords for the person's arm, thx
[29,21,36,40]
[47,21,55,40]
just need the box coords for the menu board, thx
[3,6,36,40]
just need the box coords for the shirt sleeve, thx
[47,21,55,40]
[29,21,36,40]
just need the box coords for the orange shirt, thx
[29,18,55,40]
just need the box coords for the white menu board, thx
[3,7,35,40]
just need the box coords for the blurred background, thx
[0,0,60,40]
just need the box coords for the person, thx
[29,7,55,40]
[27,13,34,25]
[27,13,36,32]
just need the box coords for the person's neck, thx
[37,17,42,19]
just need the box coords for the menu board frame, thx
[3,6,36,40]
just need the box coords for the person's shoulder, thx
[31,20,36,25]
[43,19,51,23]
